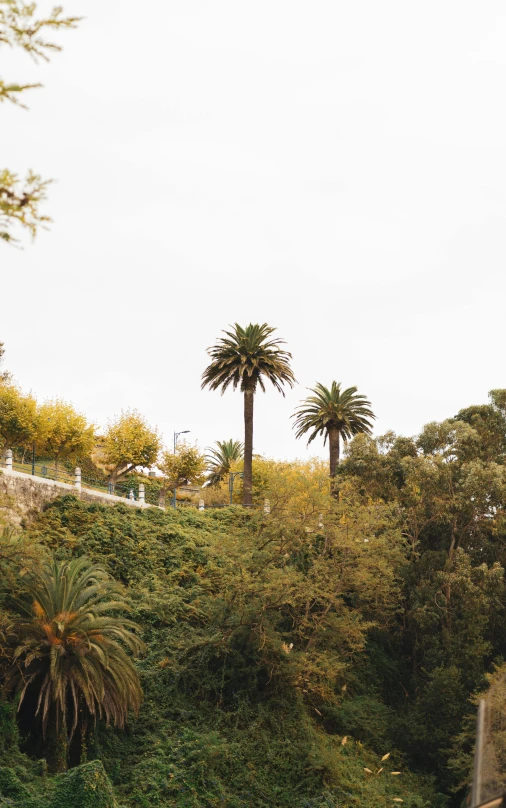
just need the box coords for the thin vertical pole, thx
[31,443,35,476]
[172,430,189,510]
[173,431,177,509]
[471,699,486,808]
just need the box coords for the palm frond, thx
[205,439,244,486]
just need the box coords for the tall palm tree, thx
[202,324,295,506]
[292,382,375,480]
[205,439,244,487]
[3,556,143,771]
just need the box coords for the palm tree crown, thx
[293,382,375,445]
[205,439,244,487]
[201,323,295,394]
[3,556,143,759]
[293,382,375,478]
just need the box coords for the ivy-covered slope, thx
[1,496,444,807]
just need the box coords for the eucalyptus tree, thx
[205,439,244,486]
[2,556,143,771]
[202,324,295,506]
[292,382,375,481]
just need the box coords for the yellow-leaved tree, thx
[201,455,332,514]
[0,381,37,454]
[159,442,206,491]
[36,399,95,474]
[100,410,161,484]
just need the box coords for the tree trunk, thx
[328,428,340,476]
[109,463,134,485]
[243,386,254,507]
[328,427,340,498]
[80,721,88,765]
[47,714,68,773]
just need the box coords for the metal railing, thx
[10,458,74,485]
[1,450,144,503]
[1,450,273,511]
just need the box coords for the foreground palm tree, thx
[3,556,143,771]
[202,324,295,506]
[205,439,244,487]
[292,382,375,481]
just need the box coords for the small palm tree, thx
[205,439,244,487]
[3,556,143,771]
[202,324,295,506]
[292,382,375,480]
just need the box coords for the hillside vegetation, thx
[2,390,506,806]
[0,493,436,808]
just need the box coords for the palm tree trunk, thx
[328,428,340,476]
[328,428,340,498]
[47,714,68,773]
[243,386,254,506]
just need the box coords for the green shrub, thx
[50,761,117,808]
[0,766,32,800]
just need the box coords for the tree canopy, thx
[35,399,95,471]
[0,381,37,451]
[100,410,161,483]
[159,442,206,489]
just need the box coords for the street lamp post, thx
[229,471,244,505]
[173,430,190,509]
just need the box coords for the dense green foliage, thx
[0,497,435,807]
[2,389,506,806]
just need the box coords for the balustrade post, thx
[74,467,81,491]
[5,449,12,473]
[264,498,271,514]
[139,483,145,506]
[199,499,205,512]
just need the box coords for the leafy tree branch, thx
[0,1,80,242]
[0,169,51,243]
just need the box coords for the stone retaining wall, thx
[0,468,149,527]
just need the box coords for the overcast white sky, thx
[1,0,505,459]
